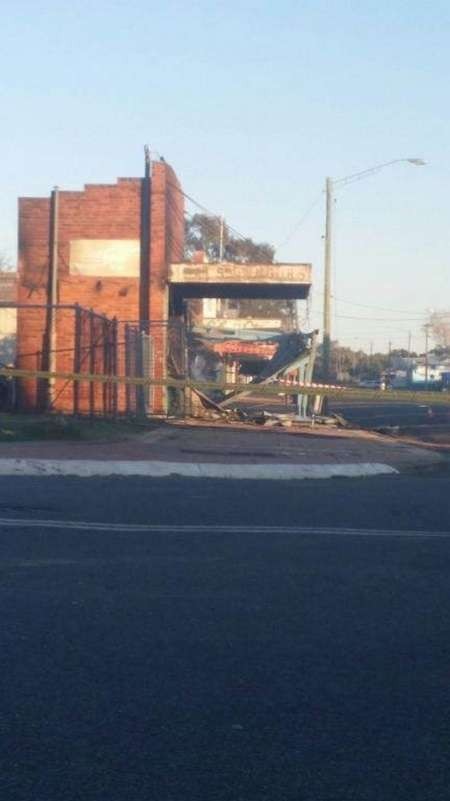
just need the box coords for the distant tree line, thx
[314,343,450,384]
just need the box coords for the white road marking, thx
[0,518,448,538]
[0,459,398,480]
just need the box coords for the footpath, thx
[0,419,446,480]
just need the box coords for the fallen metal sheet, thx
[218,332,315,409]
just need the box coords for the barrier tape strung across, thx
[1,366,450,405]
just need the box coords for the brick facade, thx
[17,161,184,411]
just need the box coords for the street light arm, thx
[321,155,425,380]
[333,158,425,188]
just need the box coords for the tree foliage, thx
[185,214,290,323]
[0,253,14,272]
[314,343,391,383]
[428,310,450,348]
[185,214,274,264]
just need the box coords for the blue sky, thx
[2,0,449,352]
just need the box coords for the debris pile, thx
[184,328,330,424]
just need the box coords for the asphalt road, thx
[1,474,450,801]
[331,398,450,429]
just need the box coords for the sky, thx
[1,0,449,353]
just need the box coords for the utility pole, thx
[138,145,151,416]
[139,145,151,335]
[370,341,373,358]
[320,159,424,383]
[48,186,59,408]
[408,331,412,356]
[323,177,333,380]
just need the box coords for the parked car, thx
[358,379,385,390]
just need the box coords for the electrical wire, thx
[312,291,427,316]
[335,314,424,322]
[276,192,323,250]
[166,179,250,244]
[333,297,426,315]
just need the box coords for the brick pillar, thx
[148,162,184,413]
[17,197,51,410]
[148,163,168,413]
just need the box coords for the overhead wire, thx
[166,178,250,244]
[163,166,436,350]
[335,314,424,322]
[276,191,324,250]
[332,296,426,315]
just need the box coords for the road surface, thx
[331,398,450,429]
[1,473,450,800]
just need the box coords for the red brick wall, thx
[148,163,185,412]
[17,163,185,412]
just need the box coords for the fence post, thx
[112,317,118,417]
[124,324,130,415]
[102,319,109,414]
[36,350,43,411]
[89,309,95,416]
[143,332,151,415]
[73,304,82,415]
[136,330,150,418]
[183,323,190,419]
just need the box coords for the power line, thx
[312,291,426,315]
[276,192,323,250]
[333,296,425,315]
[335,314,424,322]
[167,180,250,243]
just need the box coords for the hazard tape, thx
[1,366,450,405]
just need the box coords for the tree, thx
[185,215,224,262]
[0,252,14,272]
[185,214,274,264]
[428,310,450,349]
[224,237,274,264]
[313,342,391,383]
[430,345,450,359]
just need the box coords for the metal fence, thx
[1,303,147,416]
[1,305,339,420]
[121,320,187,416]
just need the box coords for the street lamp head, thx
[407,158,426,166]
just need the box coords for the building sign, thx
[169,262,312,285]
[70,240,140,277]
[210,341,277,357]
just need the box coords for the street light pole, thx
[321,157,425,382]
[323,177,333,380]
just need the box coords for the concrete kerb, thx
[0,459,398,480]
[0,415,445,479]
